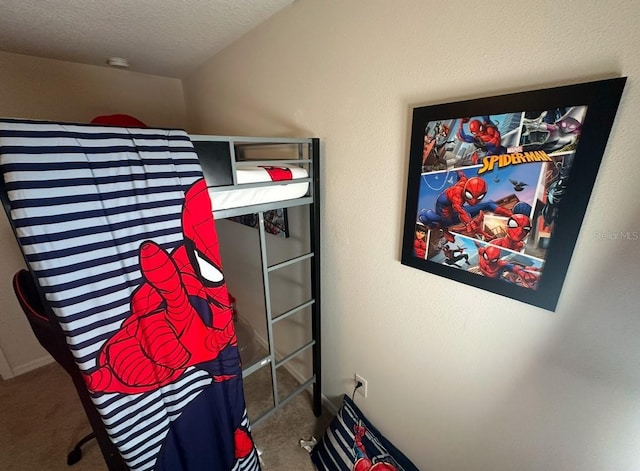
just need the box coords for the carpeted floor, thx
[0,361,332,470]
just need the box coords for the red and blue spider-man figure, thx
[418,171,512,242]
[353,424,397,471]
[490,202,533,252]
[491,213,531,252]
[457,115,506,156]
[474,242,539,287]
[84,179,254,469]
[85,178,241,393]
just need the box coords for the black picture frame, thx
[401,78,626,311]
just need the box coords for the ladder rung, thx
[236,159,311,166]
[273,299,315,324]
[242,355,271,378]
[251,375,316,427]
[275,340,315,368]
[268,252,314,272]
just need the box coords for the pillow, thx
[310,394,419,471]
[90,114,147,127]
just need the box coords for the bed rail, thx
[190,135,318,220]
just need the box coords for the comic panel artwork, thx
[229,208,289,238]
[412,107,587,290]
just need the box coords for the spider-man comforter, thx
[0,118,261,471]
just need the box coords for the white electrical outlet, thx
[354,373,368,398]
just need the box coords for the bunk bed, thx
[192,133,322,422]
[0,118,321,471]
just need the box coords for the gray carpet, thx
[0,362,332,470]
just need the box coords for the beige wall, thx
[0,51,187,377]
[183,1,640,470]
[0,51,187,126]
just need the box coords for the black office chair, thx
[12,269,127,470]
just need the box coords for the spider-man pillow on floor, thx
[310,395,418,471]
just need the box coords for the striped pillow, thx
[310,395,418,471]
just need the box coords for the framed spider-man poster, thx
[401,78,626,311]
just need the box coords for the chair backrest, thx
[12,269,77,377]
[12,269,48,323]
[11,268,127,471]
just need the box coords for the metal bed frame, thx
[189,135,322,425]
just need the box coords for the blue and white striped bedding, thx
[0,118,260,471]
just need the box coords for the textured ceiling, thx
[0,0,294,78]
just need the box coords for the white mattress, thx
[209,165,309,211]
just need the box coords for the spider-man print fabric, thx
[0,118,261,471]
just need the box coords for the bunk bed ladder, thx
[251,138,321,426]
